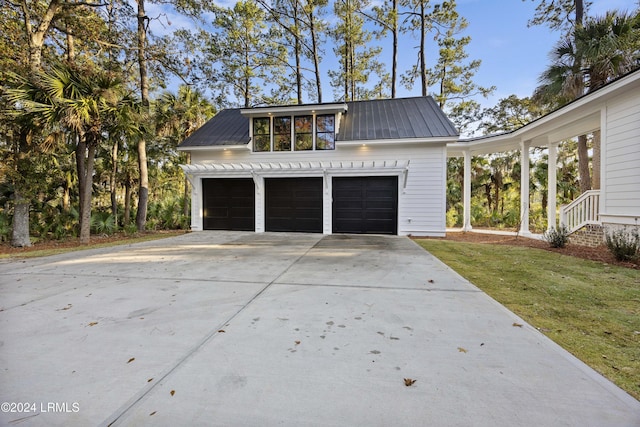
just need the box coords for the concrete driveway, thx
[1,232,638,426]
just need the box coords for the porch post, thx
[519,141,531,236]
[463,150,472,231]
[547,142,558,230]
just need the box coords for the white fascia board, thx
[339,137,457,147]
[240,103,348,117]
[177,144,250,152]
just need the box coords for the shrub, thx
[543,225,570,248]
[605,228,640,262]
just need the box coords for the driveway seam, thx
[272,281,483,292]
[100,236,325,427]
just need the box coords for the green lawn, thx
[416,239,640,401]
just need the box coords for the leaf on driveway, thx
[512,322,523,328]
[428,279,435,283]
[88,322,98,327]
[218,330,226,333]
[404,378,417,386]
[295,340,301,345]
[149,411,156,416]
[170,390,175,396]
[127,357,135,364]
[57,304,72,311]
[457,347,468,353]
[147,378,153,383]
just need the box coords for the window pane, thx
[295,116,313,133]
[316,114,334,132]
[254,134,270,152]
[316,133,335,150]
[274,116,291,134]
[273,117,291,151]
[274,134,291,151]
[295,133,313,150]
[253,118,270,135]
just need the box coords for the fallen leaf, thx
[88,322,98,327]
[147,378,153,383]
[127,357,135,364]
[295,340,301,345]
[149,411,156,416]
[170,390,175,396]
[457,347,468,353]
[404,378,417,386]
[218,330,225,333]
[512,322,523,328]
[428,279,435,283]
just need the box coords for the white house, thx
[179,96,459,236]
[180,69,639,243]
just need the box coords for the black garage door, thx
[332,176,398,235]
[202,178,255,231]
[265,178,323,233]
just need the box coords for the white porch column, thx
[547,142,558,230]
[519,141,531,236]
[462,150,472,231]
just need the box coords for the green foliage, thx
[91,211,116,235]
[0,212,10,242]
[543,225,570,248]
[605,228,640,262]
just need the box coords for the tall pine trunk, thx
[136,0,149,232]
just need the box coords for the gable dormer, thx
[240,103,348,153]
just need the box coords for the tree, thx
[330,0,386,101]
[529,0,592,192]
[362,0,399,97]
[207,0,287,107]
[155,85,215,215]
[7,63,127,243]
[575,10,640,189]
[3,0,106,246]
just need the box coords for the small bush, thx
[543,225,570,248]
[605,228,640,262]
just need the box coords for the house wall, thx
[187,142,448,236]
[601,89,640,229]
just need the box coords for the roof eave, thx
[177,144,250,152]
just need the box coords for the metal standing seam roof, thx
[178,96,459,148]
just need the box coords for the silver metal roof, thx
[179,96,458,148]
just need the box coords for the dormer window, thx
[250,113,337,152]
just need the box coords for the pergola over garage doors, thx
[182,160,409,234]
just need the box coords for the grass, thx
[416,239,640,401]
[0,231,186,259]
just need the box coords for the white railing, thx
[559,190,601,234]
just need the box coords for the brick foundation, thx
[569,224,604,247]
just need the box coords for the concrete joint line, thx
[273,281,483,293]
[100,239,323,427]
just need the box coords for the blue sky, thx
[148,0,639,109]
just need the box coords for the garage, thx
[202,178,255,231]
[332,176,398,235]
[265,178,323,233]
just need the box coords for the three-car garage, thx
[201,176,399,235]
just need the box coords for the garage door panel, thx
[332,177,397,235]
[265,178,323,233]
[203,178,255,231]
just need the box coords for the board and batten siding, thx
[187,142,447,236]
[601,89,640,226]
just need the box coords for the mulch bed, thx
[420,231,639,270]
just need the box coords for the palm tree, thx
[155,85,215,216]
[575,10,640,189]
[7,62,126,243]
[535,9,640,192]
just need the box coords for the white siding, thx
[188,142,448,236]
[602,90,640,224]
